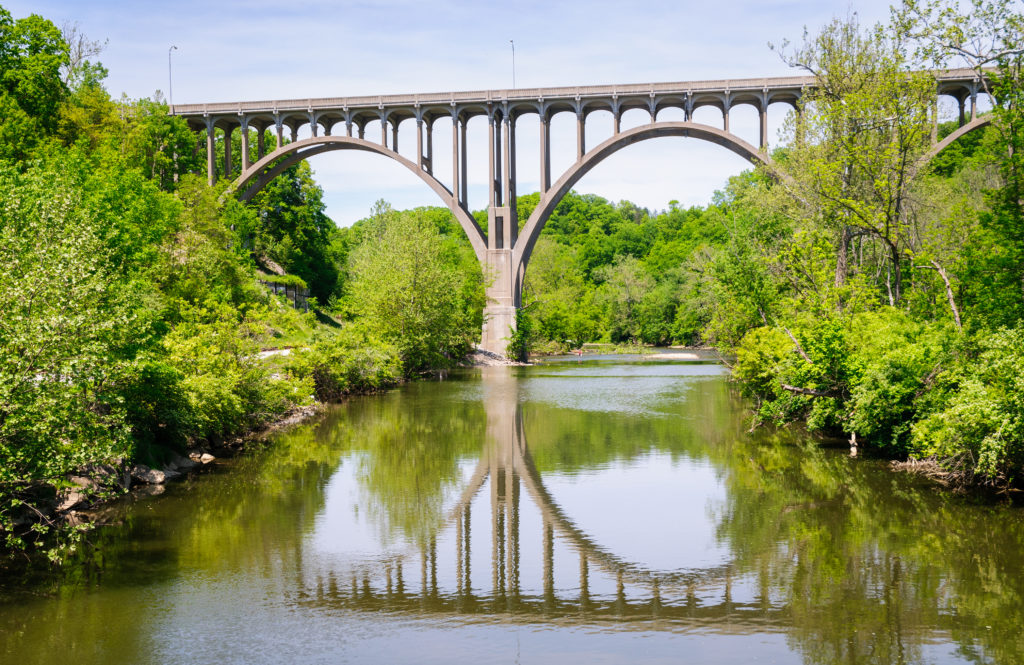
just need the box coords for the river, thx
[2,352,1023,664]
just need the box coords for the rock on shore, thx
[464,348,529,367]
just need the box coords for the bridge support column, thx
[488,114,498,208]
[426,120,434,175]
[460,120,468,204]
[205,121,215,186]
[452,114,460,206]
[223,125,233,178]
[502,114,517,247]
[275,117,283,149]
[416,119,424,169]
[240,118,251,171]
[576,111,585,161]
[481,248,518,357]
[256,123,266,160]
[759,108,768,150]
[392,120,399,152]
[539,114,551,192]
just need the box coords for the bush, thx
[505,308,533,361]
[162,303,311,443]
[845,312,954,454]
[912,326,1024,484]
[732,309,956,450]
[290,328,402,402]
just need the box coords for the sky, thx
[10,0,902,226]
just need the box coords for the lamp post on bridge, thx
[168,45,177,110]
[510,40,516,89]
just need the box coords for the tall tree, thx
[774,13,936,305]
[898,0,1024,322]
[0,7,68,161]
[345,201,480,372]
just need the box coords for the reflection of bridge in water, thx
[299,368,781,628]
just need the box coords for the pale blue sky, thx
[9,0,900,224]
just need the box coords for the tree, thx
[0,160,140,552]
[250,161,341,301]
[0,8,69,161]
[774,13,937,305]
[345,201,481,372]
[898,0,1024,323]
[594,255,655,343]
[58,20,107,91]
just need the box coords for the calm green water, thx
[2,353,1024,664]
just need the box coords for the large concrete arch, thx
[917,115,993,173]
[230,135,489,262]
[512,121,772,281]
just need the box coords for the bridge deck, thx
[171,68,981,119]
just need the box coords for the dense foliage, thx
[0,6,479,560]
[715,1,1024,489]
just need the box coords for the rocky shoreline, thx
[50,405,324,525]
[462,348,530,367]
[56,350,529,522]
[48,348,527,526]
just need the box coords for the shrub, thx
[162,303,311,443]
[290,328,402,402]
[912,326,1024,484]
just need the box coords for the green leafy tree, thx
[0,7,68,161]
[0,162,140,553]
[773,13,937,304]
[345,201,482,372]
[250,161,342,301]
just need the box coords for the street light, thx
[168,45,178,109]
[510,40,516,89]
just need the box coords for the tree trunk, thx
[834,225,851,288]
[929,259,963,331]
[887,241,903,305]
[885,262,895,307]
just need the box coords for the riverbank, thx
[20,344,520,553]
[43,403,326,529]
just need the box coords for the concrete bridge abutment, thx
[481,248,519,357]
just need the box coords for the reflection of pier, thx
[302,368,761,626]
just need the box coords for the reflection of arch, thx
[917,115,993,173]
[304,367,740,621]
[231,135,488,261]
[511,426,734,590]
[426,369,735,593]
[512,122,773,277]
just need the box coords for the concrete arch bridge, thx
[172,69,988,355]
